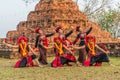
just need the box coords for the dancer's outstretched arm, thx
[28,45,36,55]
[46,30,56,37]
[65,26,74,38]
[3,41,18,48]
[95,44,109,54]
[96,44,114,66]
[45,46,54,50]
[35,35,39,48]
[46,33,55,37]
[28,28,35,32]
[86,27,92,35]
[28,45,43,67]
[63,45,73,55]
[73,45,85,50]
[73,33,80,45]
[40,43,54,50]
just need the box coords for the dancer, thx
[73,26,92,64]
[55,26,74,41]
[34,27,55,64]
[51,37,82,68]
[55,26,75,65]
[80,36,112,66]
[64,38,83,66]
[3,36,43,68]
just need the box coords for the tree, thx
[22,0,38,4]
[110,6,120,38]
[75,0,112,18]
[97,8,120,38]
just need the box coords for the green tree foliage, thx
[97,7,120,38]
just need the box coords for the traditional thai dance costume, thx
[73,26,92,64]
[51,26,77,67]
[35,28,54,64]
[84,36,110,66]
[14,36,36,68]
[51,37,77,68]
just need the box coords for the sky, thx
[0,0,39,38]
[0,0,119,38]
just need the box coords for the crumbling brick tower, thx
[28,0,87,27]
[7,0,119,43]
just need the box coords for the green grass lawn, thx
[0,57,120,80]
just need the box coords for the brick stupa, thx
[2,0,120,43]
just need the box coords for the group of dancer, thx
[2,25,112,68]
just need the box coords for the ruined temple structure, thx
[0,0,120,58]
[1,0,120,44]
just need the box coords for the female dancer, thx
[73,26,92,64]
[34,27,55,64]
[51,37,82,68]
[3,36,43,68]
[81,36,112,66]
[55,26,73,41]
[54,26,75,66]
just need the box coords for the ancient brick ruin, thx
[0,0,120,58]
[1,0,120,44]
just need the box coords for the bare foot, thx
[109,63,115,67]
[67,63,72,66]
[77,64,82,67]
[76,62,82,67]
[38,64,43,68]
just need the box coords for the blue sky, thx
[0,0,119,38]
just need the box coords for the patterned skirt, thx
[90,53,109,66]
[38,47,48,64]
[14,55,36,68]
[51,53,76,68]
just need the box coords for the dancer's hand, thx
[2,40,6,45]
[69,50,74,55]
[91,24,92,27]
[53,30,56,33]
[70,26,74,30]
[106,51,110,54]
[33,50,38,55]
[49,43,55,46]
[2,40,5,44]
[71,52,75,56]
[28,42,34,45]
[47,46,54,49]
[34,48,39,52]
[28,28,35,32]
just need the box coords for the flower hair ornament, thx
[35,26,42,33]
[55,26,62,33]
[76,26,80,32]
